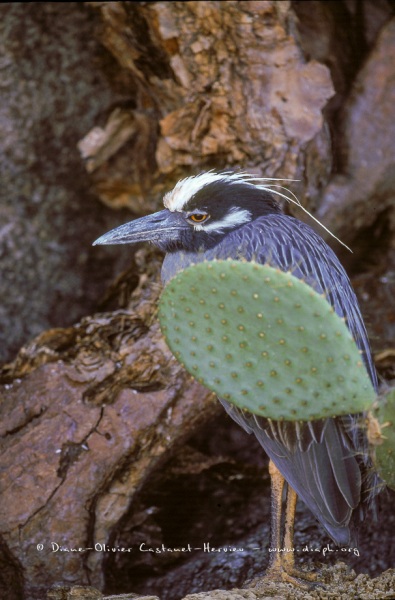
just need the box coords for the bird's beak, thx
[93,209,186,247]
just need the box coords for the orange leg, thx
[282,485,317,581]
[251,460,317,590]
[266,458,285,572]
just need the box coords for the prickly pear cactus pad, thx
[158,260,375,421]
[370,388,395,490]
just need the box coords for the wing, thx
[219,397,366,545]
[203,214,379,544]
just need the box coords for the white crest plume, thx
[163,171,351,252]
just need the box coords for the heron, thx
[94,172,379,586]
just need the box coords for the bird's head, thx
[93,172,281,253]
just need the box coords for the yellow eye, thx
[189,213,209,223]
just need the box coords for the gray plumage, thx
[162,213,378,545]
[95,172,379,547]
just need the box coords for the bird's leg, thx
[255,461,315,589]
[282,486,317,582]
[266,458,285,572]
[282,484,297,570]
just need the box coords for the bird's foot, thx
[249,563,318,591]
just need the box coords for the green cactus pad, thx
[371,388,395,490]
[158,260,375,421]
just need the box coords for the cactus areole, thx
[158,260,375,421]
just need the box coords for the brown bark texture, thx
[0,2,395,600]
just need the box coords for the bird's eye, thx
[189,213,209,223]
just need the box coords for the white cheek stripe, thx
[193,208,251,232]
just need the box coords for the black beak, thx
[93,209,186,247]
